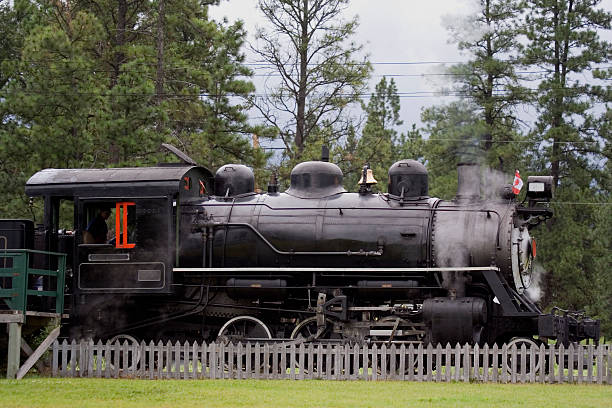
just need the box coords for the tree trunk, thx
[156,0,165,100]
[295,0,309,156]
[550,0,573,188]
[483,0,494,152]
[111,0,127,88]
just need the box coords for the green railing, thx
[0,249,66,316]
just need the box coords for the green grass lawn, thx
[1,379,611,408]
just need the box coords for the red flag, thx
[512,170,523,195]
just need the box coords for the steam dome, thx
[286,161,346,198]
[214,164,255,197]
[388,160,428,198]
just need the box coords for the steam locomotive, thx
[1,146,599,348]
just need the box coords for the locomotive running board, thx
[173,267,501,273]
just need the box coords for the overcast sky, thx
[209,0,611,140]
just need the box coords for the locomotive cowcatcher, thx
[1,145,599,349]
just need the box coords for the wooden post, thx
[380,344,387,380]
[435,344,442,382]
[343,345,350,380]
[597,344,604,384]
[236,342,243,380]
[86,340,94,378]
[557,344,565,383]
[281,343,287,379]
[548,345,555,384]
[69,340,77,378]
[444,343,451,382]
[607,345,611,385]
[264,343,270,379]
[501,344,508,383]
[290,343,296,380]
[218,342,225,380]
[325,345,332,380]
[255,343,261,380]
[426,344,433,382]
[538,344,546,383]
[298,343,305,380]
[417,344,423,382]
[7,321,22,379]
[454,344,461,382]
[399,344,406,381]
[183,341,190,379]
[491,344,498,383]
[473,344,480,382]
[353,344,360,381]
[463,344,470,382]
[308,344,314,380]
[511,345,517,383]
[362,344,368,381]
[529,344,536,383]
[52,340,59,377]
[520,344,527,383]
[273,343,279,379]
[61,340,68,377]
[227,343,234,379]
[482,344,489,382]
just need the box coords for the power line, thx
[553,202,612,205]
[2,88,606,100]
[0,66,560,76]
[2,56,610,69]
[245,61,462,66]
[0,58,464,65]
[158,124,602,145]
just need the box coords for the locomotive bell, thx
[357,168,378,185]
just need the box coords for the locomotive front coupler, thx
[538,307,600,346]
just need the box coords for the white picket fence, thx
[51,340,611,383]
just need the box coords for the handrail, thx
[0,249,66,318]
[0,248,69,257]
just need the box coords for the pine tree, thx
[523,0,611,187]
[418,0,529,200]
[522,0,611,334]
[344,77,402,190]
[0,0,266,217]
[445,0,528,172]
[1,5,107,218]
[154,0,268,169]
[0,0,44,217]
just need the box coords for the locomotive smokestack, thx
[456,163,481,202]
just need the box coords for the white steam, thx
[481,167,513,200]
[441,0,491,47]
[525,262,546,303]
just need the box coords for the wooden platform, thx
[0,310,67,323]
[1,310,64,379]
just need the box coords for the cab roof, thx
[25,165,213,198]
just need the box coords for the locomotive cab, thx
[25,165,213,335]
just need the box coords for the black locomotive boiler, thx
[9,149,599,348]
